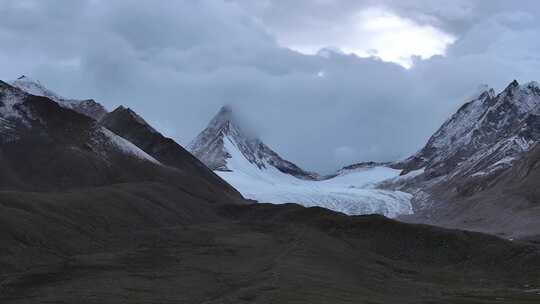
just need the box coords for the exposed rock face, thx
[391,80,540,238]
[188,105,320,180]
[10,75,108,120]
[399,81,539,180]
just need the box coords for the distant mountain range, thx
[188,80,540,239]
[6,75,539,238]
[1,75,540,303]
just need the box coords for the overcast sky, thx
[1,0,540,173]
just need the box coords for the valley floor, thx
[0,183,539,303]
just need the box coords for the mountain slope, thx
[403,143,540,239]
[10,75,108,120]
[189,106,413,218]
[400,80,539,179]
[0,80,241,204]
[101,106,240,196]
[392,80,540,238]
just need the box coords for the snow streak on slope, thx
[100,127,161,165]
[217,135,413,218]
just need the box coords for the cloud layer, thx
[0,0,539,173]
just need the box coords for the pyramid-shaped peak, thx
[207,104,239,130]
[220,104,233,114]
[113,105,139,117]
[216,104,233,119]
[189,105,319,180]
[107,105,156,132]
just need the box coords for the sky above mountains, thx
[1,0,539,173]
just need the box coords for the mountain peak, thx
[16,75,39,83]
[189,106,319,179]
[524,81,540,94]
[401,77,540,180]
[208,104,236,130]
[509,79,520,87]
[106,106,157,133]
[9,75,108,120]
[500,79,521,95]
[494,80,539,96]
[220,104,233,114]
[11,75,60,100]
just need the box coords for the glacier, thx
[217,135,413,218]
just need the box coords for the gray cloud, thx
[0,0,539,173]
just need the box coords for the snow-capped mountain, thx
[0,80,162,189]
[10,75,108,121]
[400,80,539,182]
[189,105,320,180]
[189,106,413,218]
[390,80,540,237]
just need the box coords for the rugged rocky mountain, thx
[391,80,540,238]
[189,105,319,180]
[10,75,108,120]
[0,80,240,203]
[101,105,239,195]
[399,80,539,179]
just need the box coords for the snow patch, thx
[0,85,27,119]
[100,127,161,165]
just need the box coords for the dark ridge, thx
[101,106,241,196]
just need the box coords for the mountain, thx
[101,105,239,196]
[400,81,539,180]
[10,75,108,120]
[189,105,319,179]
[189,106,414,218]
[391,80,540,238]
[0,80,240,203]
[0,80,151,190]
